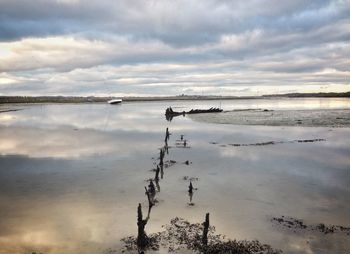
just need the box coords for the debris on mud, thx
[164,160,177,168]
[182,176,199,181]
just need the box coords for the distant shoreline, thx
[0,92,349,104]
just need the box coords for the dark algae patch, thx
[271,216,350,235]
[0,109,23,113]
[210,139,326,147]
[121,217,282,254]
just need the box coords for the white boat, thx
[108,99,122,104]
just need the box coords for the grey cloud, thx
[0,0,347,45]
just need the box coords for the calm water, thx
[0,98,350,254]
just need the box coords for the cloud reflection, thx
[0,102,349,253]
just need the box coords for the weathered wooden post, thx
[137,203,148,248]
[159,148,164,166]
[188,181,193,194]
[164,139,169,154]
[148,180,156,196]
[144,186,154,208]
[155,165,160,181]
[160,164,164,179]
[165,127,170,141]
[202,213,210,246]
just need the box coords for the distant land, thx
[0,92,349,104]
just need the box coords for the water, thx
[0,98,350,254]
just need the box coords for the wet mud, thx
[271,216,350,235]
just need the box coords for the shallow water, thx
[0,98,350,254]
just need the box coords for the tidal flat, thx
[0,98,349,253]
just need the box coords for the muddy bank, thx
[189,109,350,127]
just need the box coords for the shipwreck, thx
[165,107,223,121]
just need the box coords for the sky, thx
[0,0,349,97]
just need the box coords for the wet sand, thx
[189,108,350,127]
[0,98,349,253]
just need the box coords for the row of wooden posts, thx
[136,127,210,251]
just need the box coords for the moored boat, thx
[108,99,122,104]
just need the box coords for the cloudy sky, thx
[0,0,349,96]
